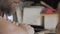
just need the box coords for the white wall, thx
[23,6,58,30]
[23,6,44,26]
[44,14,58,30]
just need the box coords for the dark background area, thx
[25,0,60,9]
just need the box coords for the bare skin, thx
[0,18,34,34]
[0,0,34,34]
